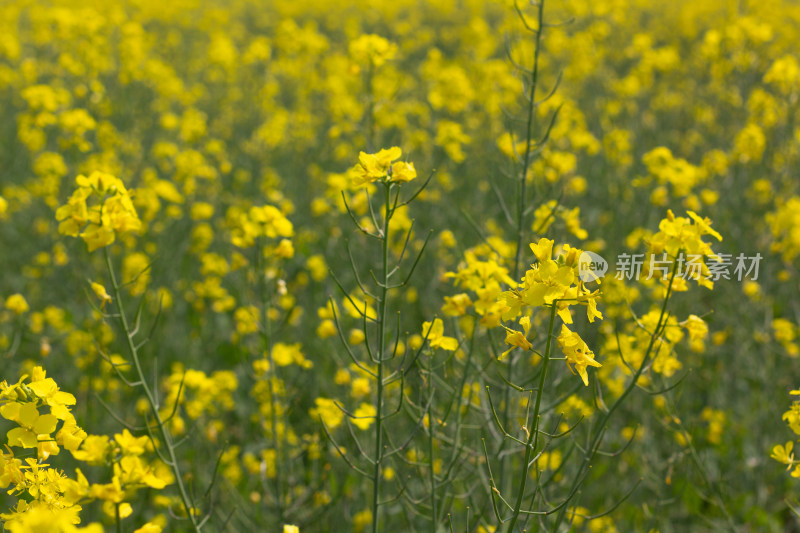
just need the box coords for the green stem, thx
[428,362,438,532]
[366,62,376,152]
[504,303,558,533]
[513,0,545,281]
[552,260,679,531]
[666,389,736,528]
[257,242,284,520]
[371,182,391,533]
[103,248,201,532]
[503,0,547,495]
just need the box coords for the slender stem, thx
[371,182,391,533]
[503,0,547,495]
[504,303,557,533]
[551,260,679,531]
[665,387,736,527]
[257,241,284,520]
[428,362,438,532]
[513,0,545,281]
[366,62,376,152]
[103,248,201,531]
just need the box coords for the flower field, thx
[1,0,800,531]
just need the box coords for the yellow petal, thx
[438,337,459,351]
[377,146,402,164]
[33,413,59,435]
[28,378,58,398]
[0,402,21,422]
[19,402,40,427]
[530,238,554,262]
[8,427,38,448]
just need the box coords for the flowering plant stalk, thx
[322,147,432,532]
[102,249,206,532]
[55,171,210,530]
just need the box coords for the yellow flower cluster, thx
[55,172,141,252]
[772,390,800,477]
[443,241,516,328]
[160,367,238,429]
[354,147,417,186]
[4,294,30,315]
[646,210,723,289]
[230,205,294,249]
[502,238,602,324]
[556,325,602,387]
[497,238,603,385]
[766,196,800,264]
[349,34,398,68]
[598,309,710,397]
[1,367,168,532]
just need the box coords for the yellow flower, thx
[351,377,370,398]
[649,209,722,258]
[421,318,458,351]
[4,294,29,315]
[681,315,708,342]
[441,293,472,316]
[56,171,141,252]
[530,237,554,262]
[90,282,112,306]
[2,505,102,532]
[272,342,310,367]
[1,402,59,449]
[71,435,112,465]
[231,205,293,248]
[771,441,795,467]
[114,429,150,457]
[275,238,294,258]
[116,455,170,489]
[27,368,77,420]
[311,397,344,429]
[349,34,397,67]
[189,202,214,220]
[283,525,300,533]
[391,161,417,183]
[79,222,116,252]
[556,325,602,386]
[353,510,373,533]
[500,316,533,359]
[234,306,259,336]
[56,420,87,452]
[354,147,402,185]
[352,403,377,430]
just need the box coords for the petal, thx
[33,413,59,435]
[431,318,444,337]
[18,402,40,427]
[0,402,21,422]
[439,337,459,351]
[28,378,58,398]
[54,391,77,406]
[530,238,554,262]
[8,427,38,448]
[377,146,402,164]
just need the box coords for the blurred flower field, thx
[1,0,800,531]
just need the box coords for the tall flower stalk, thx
[324,147,432,532]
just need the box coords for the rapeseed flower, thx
[557,325,602,386]
[56,172,141,252]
